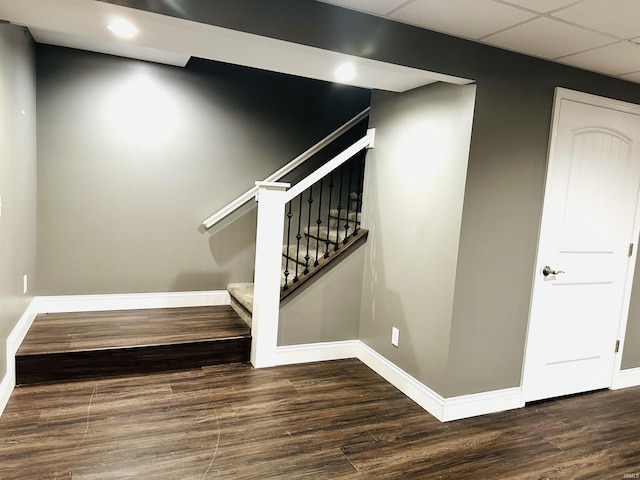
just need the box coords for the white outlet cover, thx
[23,274,28,295]
[391,327,399,347]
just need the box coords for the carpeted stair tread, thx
[328,209,361,222]
[305,225,350,244]
[227,282,254,314]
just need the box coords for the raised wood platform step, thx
[15,305,250,385]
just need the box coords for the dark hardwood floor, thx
[15,306,250,385]
[2,358,640,479]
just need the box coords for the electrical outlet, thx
[22,274,28,295]
[391,327,399,347]
[0,193,3,218]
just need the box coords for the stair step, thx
[282,244,323,268]
[328,209,361,230]
[15,306,250,385]
[228,228,369,312]
[305,225,351,245]
[328,209,361,222]
[228,282,254,314]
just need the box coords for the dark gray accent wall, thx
[0,24,36,379]
[36,46,369,295]
[83,0,640,390]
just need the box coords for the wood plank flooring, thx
[15,306,250,385]
[1,358,640,479]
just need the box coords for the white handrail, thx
[283,130,375,203]
[202,107,370,229]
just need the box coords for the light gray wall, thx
[0,24,36,379]
[36,46,369,295]
[278,244,364,346]
[360,83,476,394]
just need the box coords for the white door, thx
[523,88,640,403]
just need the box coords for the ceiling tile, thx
[483,17,615,59]
[552,0,640,39]
[500,0,583,13]
[390,0,536,39]
[558,41,640,76]
[316,0,407,15]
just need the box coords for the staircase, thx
[15,305,250,385]
[228,192,368,321]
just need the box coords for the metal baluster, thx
[294,193,303,283]
[335,166,344,251]
[283,200,293,291]
[354,154,365,236]
[304,186,313,275]
[343,160,354,244]
[314,179,323,266]
[324,172,334,259]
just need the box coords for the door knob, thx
[542,265,565,277]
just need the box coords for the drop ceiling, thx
[318,0,640,84]
[0,0,639,88]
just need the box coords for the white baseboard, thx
[6,305,37,360]
[274,340,359,366]
[271,339,524,422]
[611,367,640,390]
[440,387,524,422]
[356,341,524,422]
[0,371,12,418]
[31,290,230,314]
[356,341,445,419]
[1,301,37,417]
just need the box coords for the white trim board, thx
[272,339,525,422]
[274,340,360,366]
[31,290,229,314]
[0,290,230,417]
[0,372,12,419]
[0,304,36,416]
[611,367,640,390]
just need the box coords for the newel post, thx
[251,181,290,368]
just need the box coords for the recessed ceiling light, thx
[334,63,356,83]
[107,18,138,39]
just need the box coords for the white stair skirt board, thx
[0,290,230,417]
[611,367,640,390]
[31,290,230,314]
[273,339,525,422]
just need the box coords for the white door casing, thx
[523,88,640,403]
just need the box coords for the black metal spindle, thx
[294,193,303,283]
[343,161,355,244]
[354,154,365,236]
[304,186,313,275]
[283,200,293,291]
[324,172,334,259]
[335,167,344,251]
[314,179,323,266]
